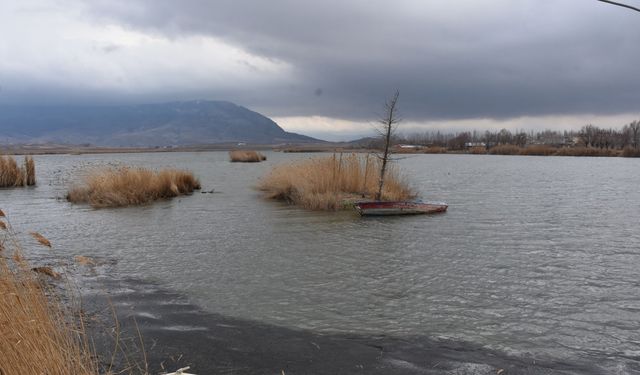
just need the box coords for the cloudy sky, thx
[1,0,639,140]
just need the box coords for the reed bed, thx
[67,167,201,208]
[421,146,448,154]
[468,146,487,154]
[0,212,98,375]
[0,155,36,187]
[555,147,618,157]
[519,145,558,156]
[229,150,267,162]
[257,153,415,210]
[488,144,521,155]
[396,146,447,154]
[621,147,640,157]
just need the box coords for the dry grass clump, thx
[488,145,521,155]
[229,150,267,162]
[421,146,448,154]
[0,215,98,375]
[67,167,201,208]
[257,153,416,210]
[468,146,487,154]
[519,145,558,156]
[555,147,618,157]
[0,155,36,187]
[622,147,640,157]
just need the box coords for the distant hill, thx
[0,100,320,146]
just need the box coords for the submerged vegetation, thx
[0,211,97,375]
[229,150,267,162]
[67,167,201,208]
[258,153,415,210]
[0,155,36,187]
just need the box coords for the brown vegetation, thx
[0,155,36,187]
[622,147,640,157]
[555,147,619,157]
[396,146,447,154]
[421,146,448,154]
[519,145,558,156]
[229,150,267,162]
[67,167,201,208]
[468,146,487,154]
[257,154,415,210]
[488,144,521,155]
[0,218,98,375]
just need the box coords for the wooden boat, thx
[354,200,448,216]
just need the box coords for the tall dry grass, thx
[257,153,415,210]
[25,155,36,186]
[229,150,267,162]
[67,167,201,208]
[488,144,521,155]
[519,145,558,156]
[621,147,640,157]
[555,147,618,157]
[0,211,98,375]
[0,155,36,187]
[468,146,487,154]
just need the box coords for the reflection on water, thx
[3,151,640,367]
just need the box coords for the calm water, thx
[3,152,640,371]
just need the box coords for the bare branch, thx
[597,0,640,13]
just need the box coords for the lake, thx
[3,151,640,373]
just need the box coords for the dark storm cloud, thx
[4,1,640,121]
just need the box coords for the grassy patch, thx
[67,167,201,208]
[229,150,267,162]
[0,155,36,187]
[257,154,415,210]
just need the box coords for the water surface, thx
[3,151,640,372]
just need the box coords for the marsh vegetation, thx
[258,153,415,210]
[67,167,201,208]
[0,155,36,187]
[229,150,267,162]
[0,212,97,375]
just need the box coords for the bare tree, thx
[597,0,640,13]
[375,91,400,201]
[630,120,640,148]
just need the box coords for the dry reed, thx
[67,167,201,208]
[257,153,415,210]
[519,145,558,156]
[622,147,640,157]
[421,146,448,154]
[0,155,36,187]
[555,147,618,157]
[488,144,521,155]
[468,146,487,154]
[0,216,98,375]
[229,150,267,162]
[25,156,36,186]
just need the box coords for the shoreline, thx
[2,143,639,158]
[79,272,612,374]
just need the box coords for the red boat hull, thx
[355,201,448,216]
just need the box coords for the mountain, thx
[0,100,320,146]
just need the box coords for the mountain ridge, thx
[0,100,321,146]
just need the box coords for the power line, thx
[597,0,640,13]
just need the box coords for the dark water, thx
[3,152,640,373]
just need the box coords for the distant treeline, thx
[360,121,640,155]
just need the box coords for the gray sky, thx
[1,0,639,140]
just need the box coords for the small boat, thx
[355,200,448,216]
